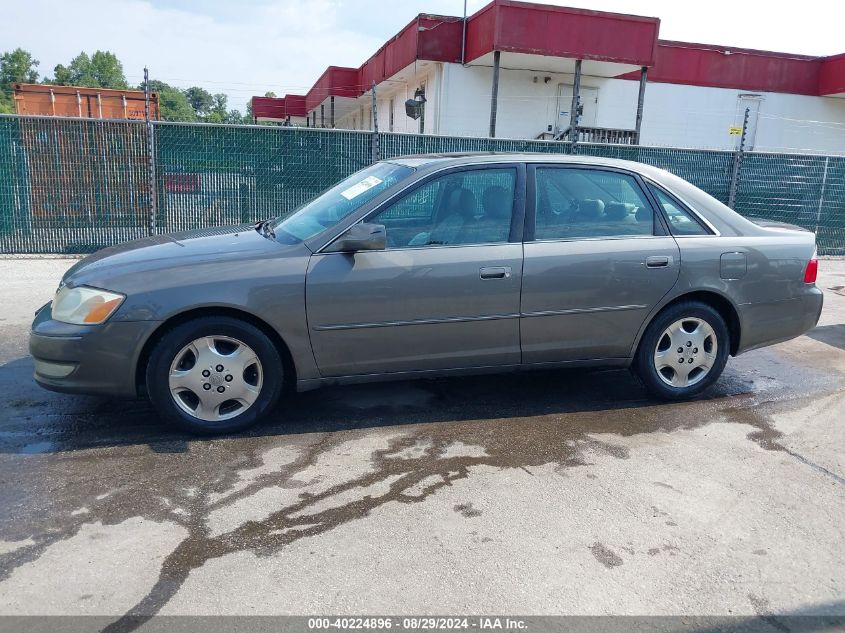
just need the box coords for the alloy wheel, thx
[168,335,263,421]
[653,317,717,388]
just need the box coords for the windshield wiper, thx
[254,218,276,240]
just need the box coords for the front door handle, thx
[480,266,512,280]
[645,255,672,268]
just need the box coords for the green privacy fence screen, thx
[1,114,844,254]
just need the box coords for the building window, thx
[389,98,395,132]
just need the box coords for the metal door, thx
[556,85,598,133]
[305,165,525,378]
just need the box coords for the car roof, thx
[386,152,671,179]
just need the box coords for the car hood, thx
[63,224,308,291]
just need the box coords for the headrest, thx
[578,199,605,220]
[445,187,476,219]
[482,186,511,218]
[604,202,629,220]
[635,206,652,223]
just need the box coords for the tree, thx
[89,51,128,89]
[1,48,39,88]
[226,109,245,124]
[0,95,11,114]
[52,53,95,87]
[141,79,197,122]
[50,50,128,89]
[203,93,230,123]
[0,48,39,113]
[184,86,214,118]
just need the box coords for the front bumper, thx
[29,302,161,398]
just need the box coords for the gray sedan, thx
[30,154,823,434]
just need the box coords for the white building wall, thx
[336,64,441,135]
[441,63,845,153]
[639,82,845,153]
[377,65,441,134]
[334,61,845,154]
[437,64,641,140]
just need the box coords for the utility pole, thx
[489,50,501,138]
[461,0,468,64]
[419,87,425,134]
[371,81,380,163]
[728,107,750,209]
[634,66,648,145]
[143,66,157,236]
[569,59,582,147]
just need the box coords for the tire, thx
[146,316,284,435]
[634,301,730,400]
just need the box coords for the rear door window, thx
[534,168,654,240]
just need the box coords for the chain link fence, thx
[0,116,151,253]
[1,114,843,254]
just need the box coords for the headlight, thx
[52,286,125,325]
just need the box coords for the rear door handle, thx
[480,266,511,280]
[645,255,672,268]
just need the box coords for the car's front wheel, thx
[146,316,284,434]
[634,301,729,400]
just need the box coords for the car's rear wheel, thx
[146,316,284,435]
[634,301,729,400]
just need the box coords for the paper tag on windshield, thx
[340,176,383,200]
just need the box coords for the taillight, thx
[804,251,818,284]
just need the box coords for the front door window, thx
[373,168,517,248]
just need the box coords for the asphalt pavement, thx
[0,258,843,627]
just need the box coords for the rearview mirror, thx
[325,222,386,253]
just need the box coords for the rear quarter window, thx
[648,184,712,236]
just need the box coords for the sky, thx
[6,0,845,113]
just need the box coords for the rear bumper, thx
[29,303,161,398]
[736,287,824,355]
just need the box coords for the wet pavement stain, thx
[0,341,842,628]
[589,543,624,568]
[748,594,792,633]
[653,481,681,493]
[453,503,482,518]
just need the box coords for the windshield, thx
[273,162,414,242]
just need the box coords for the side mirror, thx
[325,222,386,253]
